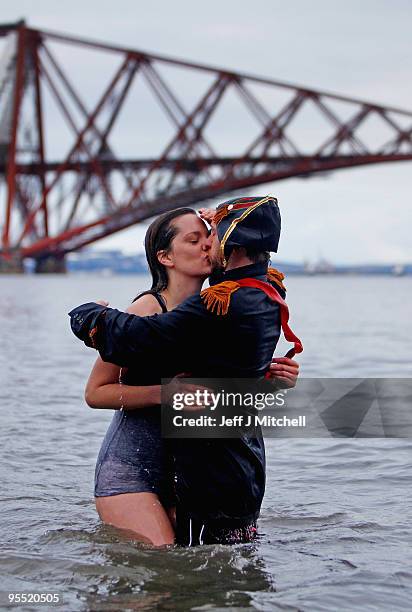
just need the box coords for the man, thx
[69,195,302,545]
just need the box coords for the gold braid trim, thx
[200,281,241,315]
[89,326,99,348]
[267,267,286,291]
[213,205,230,227]
[89,310,107,348]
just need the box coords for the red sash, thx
[236,278,303,360]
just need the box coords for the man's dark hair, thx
[225,246,270,265]
[244,247,270,264]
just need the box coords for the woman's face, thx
[160,214,212,279]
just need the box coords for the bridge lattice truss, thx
[1,21,412,259]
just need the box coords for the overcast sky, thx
[3,0,412,263]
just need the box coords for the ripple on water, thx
[260,510,348,528]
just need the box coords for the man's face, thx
[208,222,225,273]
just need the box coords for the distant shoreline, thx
[66,268,412,277]
[63,251,412,277]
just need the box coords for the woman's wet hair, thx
[140,207,197,295]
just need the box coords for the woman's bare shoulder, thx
[126,293,163,316]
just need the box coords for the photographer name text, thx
[172,414,306,427]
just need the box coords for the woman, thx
[86,207,299,546]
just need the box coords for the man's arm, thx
[69,297,206,368]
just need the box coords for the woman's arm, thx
[84,295,163,410]
[84,357,161,409]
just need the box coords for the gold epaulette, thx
[200,280,241,315]
[267,267,286,291]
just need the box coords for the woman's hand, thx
[96,300,109,306]
[198,208,216,224]
[267,357,300,389]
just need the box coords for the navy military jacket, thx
[70,262,283,524]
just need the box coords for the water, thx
[1,275,411,611]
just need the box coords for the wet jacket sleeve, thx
[69,298,206,367]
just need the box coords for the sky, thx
[2,0,412,264]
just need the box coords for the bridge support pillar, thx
[0,252,24,273]
[34,255,67,274]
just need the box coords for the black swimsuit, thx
[132,290,167,312]
[94,291,175,506]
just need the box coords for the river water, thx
[1,274,411,611]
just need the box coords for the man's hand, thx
[267,357,299,389]
[96,300,109,307]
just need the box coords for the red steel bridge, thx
[1,20,412,271]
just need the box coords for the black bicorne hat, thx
[214,195,281,265]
